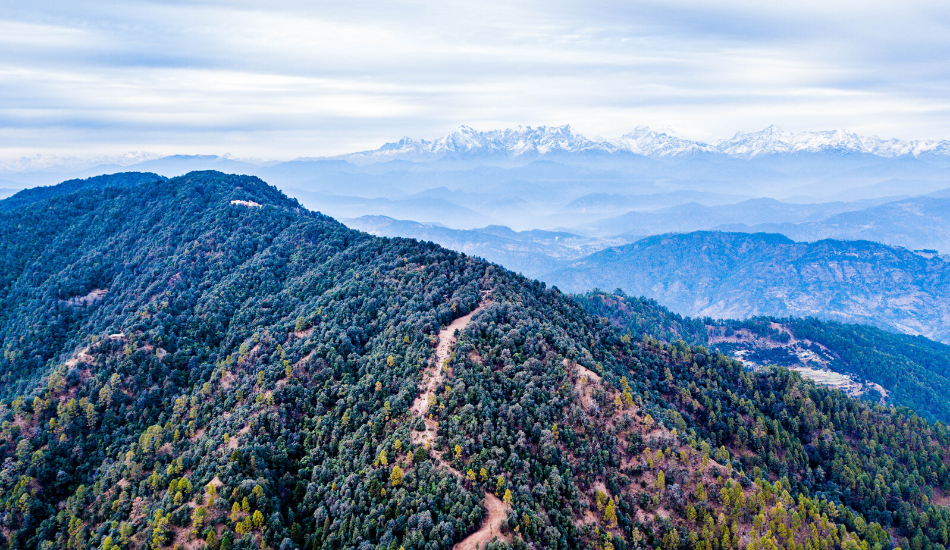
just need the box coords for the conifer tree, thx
[390,465,403,487]
[604,498,617,528]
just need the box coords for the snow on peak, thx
[715,128,950,158]
[340,125,609,164]
[618,127,714,157]
[329,125,950,163]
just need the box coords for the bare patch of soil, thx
[406,297,511,549]
[453,492,511,550]
[410,306,484,418]
[292,326,314,339]
[568,360,602,409]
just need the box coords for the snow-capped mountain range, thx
[4,126,949,175]
[332,125,950,164]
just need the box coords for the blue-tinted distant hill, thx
[718,195,950,253]
[345,215,632,275]
[545,231,950,341]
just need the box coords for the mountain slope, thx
[545,231,950,341]
[0,173,947,550]
[578,291,950,425]
[0,172,165,213]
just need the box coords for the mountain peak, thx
[326,125,950,164]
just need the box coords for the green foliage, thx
[577,291,708,345]
[0,172,946,550]
[585,289,950,424]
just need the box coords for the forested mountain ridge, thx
[578,291,950,425]
[546,231,950,342]
[0,172,948,550]
[0,172,165,213]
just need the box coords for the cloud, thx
[1,0,948,160]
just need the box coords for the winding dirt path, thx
[453,492,509,550]
[408,297,510,550]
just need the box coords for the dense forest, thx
[0,172,948,550]
[580,291,950,424]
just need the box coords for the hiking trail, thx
[409,296,510,550]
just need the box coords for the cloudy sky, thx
[2,0,949,160]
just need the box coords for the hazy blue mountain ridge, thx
[545,231,950,342]
[4,125,950,234]
[344,215,635,276]
[719,195,950,254]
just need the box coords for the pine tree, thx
[604,498,617,528]
[252,510,264,529]
[390,465,403,486]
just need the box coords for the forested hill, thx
[0,172,165,213]
[545,231,950,342]
[578,291,950,425]
[0,172,949,550]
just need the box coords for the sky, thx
[2,0,949,162]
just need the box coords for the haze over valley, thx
[6,124,950,342]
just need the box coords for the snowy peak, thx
[716,128,950,158]
[617,127,715,157]
[327,125,950,163]
[343,125,610,164]
[718,127,871,157]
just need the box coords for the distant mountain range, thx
[329,124,950,164]
[5,124,950,177]
[544,231,950,342]
[571,196,901,238]
[345,215,635,276]
[718,195,950,253]
[3,124,949,238]
[347,192,950,277]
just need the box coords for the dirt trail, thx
[410,302,484,448]
[408,296,510,550]
[453,492,510,550]
[568,359,602,409]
